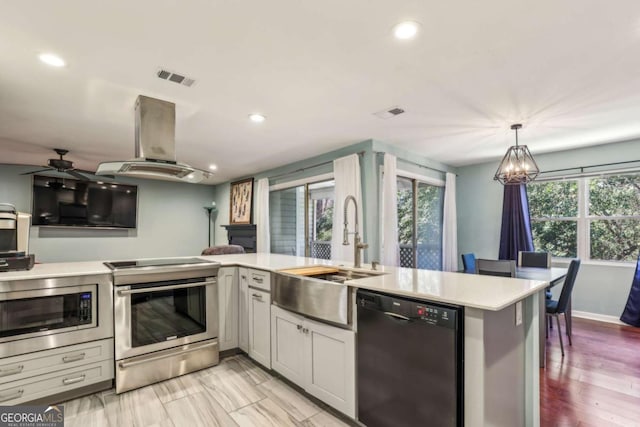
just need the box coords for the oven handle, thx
[118,341,218,369]
[116,279,217,296]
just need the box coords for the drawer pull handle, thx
[62,353,86,363]
[297,324,302,330]
[0,365,24,377]
[119,341,217,369]
[252,277,264,283]
[252,293,263,300]
[0,389,24,402]
[63,374,86,385]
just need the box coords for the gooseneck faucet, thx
[343,195,368,268]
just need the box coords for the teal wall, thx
[456,139,640,317]
[0,164,215,262]
[212,139,455,263]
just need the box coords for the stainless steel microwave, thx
[0,274,113,359]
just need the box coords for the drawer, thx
[248,269,271,291]
[0,359,114,405]
[0,339,113,385]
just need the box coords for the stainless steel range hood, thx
[96,95,211,183]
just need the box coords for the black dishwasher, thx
[357,289,464,427]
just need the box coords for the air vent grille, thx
[374,106,406,119]
[157,69,196,87]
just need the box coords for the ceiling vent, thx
[156,69,196,87]
[374,106,405,119]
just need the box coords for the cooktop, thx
[104,257,214,270]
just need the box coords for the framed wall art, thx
[229,178,254,224]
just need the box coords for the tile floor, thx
[61,355,353,427]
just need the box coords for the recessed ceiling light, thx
[38,53,66,67]
[209,164,218,171]
[249,113,266,123]
[393,21,420,40]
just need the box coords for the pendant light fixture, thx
[494,124,539,185]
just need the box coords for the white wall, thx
[1,164,215,262]
[456,139,640,318]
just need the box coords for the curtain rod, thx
[539,159,640,175]
[374,151,453,175]
[267,151,365,181]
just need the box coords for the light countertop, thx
[202,253,548,311]
[0,253,547,311]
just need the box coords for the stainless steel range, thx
[105,257,220,393]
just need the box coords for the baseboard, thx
[572,310,626,325]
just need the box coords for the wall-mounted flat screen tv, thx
[32,175,138,228]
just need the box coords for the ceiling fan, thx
[22,148,94,181]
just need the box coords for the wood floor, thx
[541,316,640,427]
[61,355,351,427]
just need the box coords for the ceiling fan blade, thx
[76,169,116,180]
[21,167,53,175]
[67,170,91,181]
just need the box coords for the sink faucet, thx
[342,195,368,268]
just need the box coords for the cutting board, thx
[278,266,340,276]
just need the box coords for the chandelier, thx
[494,124,539,185]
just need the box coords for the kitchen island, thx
[0,253,547,427]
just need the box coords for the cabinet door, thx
[303,317,356,418]
[238,268,249,352]
[248,288,271,368]
[217,267,238,351]
[270,306,305,387]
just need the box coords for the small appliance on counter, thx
[0,204,34,272]
[0,251,35,272]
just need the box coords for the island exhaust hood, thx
[96,95,211,183]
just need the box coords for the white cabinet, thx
[304,317,355,416]
[248,288,271,368]
[271,305,305,385]
[270,306,355,418]
[217,267,238,351]
[238,268,249,352]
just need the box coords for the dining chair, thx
[546,259,581,356]
[518,251,551,268]
[461,253,476,274]
[519,251,553,300]
[201,245,245,255]
[475,259,516,277]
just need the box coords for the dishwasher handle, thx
[383,311,412,322]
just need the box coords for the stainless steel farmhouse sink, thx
[273,267,387,326]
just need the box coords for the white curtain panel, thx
[381,154,400,266]
[331,154,363,263]
[442,172,458,271]
[255,178,270,253]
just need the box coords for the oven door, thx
[114,276,218,360]
[0,285,97,343]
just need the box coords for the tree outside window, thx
[528,180,578,258]
[397,176,444,270]
[528,174,640,262]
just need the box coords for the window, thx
[269,179,334,259]
[397,176,444,270]
[528,180,578,258]
[528,174,640,262]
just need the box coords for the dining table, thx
[515,266,568,368]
